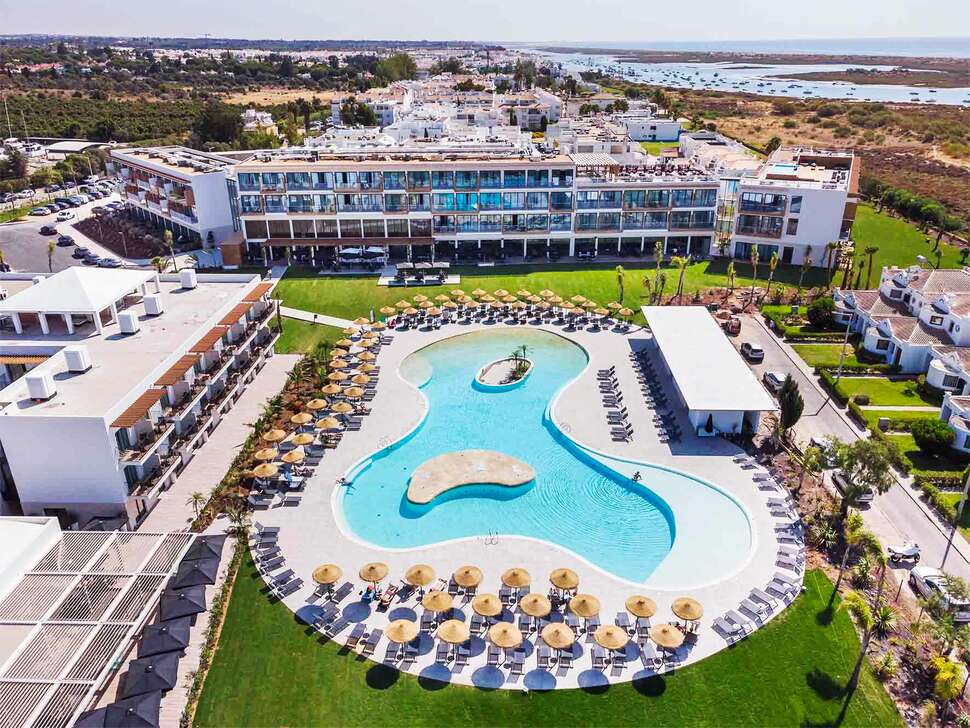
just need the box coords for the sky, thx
[1,0,967,43]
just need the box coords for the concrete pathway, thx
[139,354,300,531]
[280,305,354,328]
[862,405,940,412]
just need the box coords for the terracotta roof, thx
[877,315,953,346]
[242,282,274,302]
[218,303,252,326]
[0,354,48,365]
[907,269,970,293]
[932,346,970,370]
[851,290,907,317]
[948,396,970,408]
[945,293,970,316]
[111,388,165,428]
[189,326,227,353]
[155,354,200,386]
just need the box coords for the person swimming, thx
[632,471,642,482]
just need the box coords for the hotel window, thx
[386,219,409,237]
[526,192,548,210]
[432,193,456,212]
[623,212,645,230]
[238,173,260,192]
[287,195,313,213]
[944,375,961,388]
[334,172,358,189]
[598,191,621,208]
[244,220,268,239]
[576,191,598,209]
[786,218,799,235]
[646,190,670,208]
[479,192,502,211]
[433,215,456,232]
[314,194,336,213]
[575,213,597,231]
[457,216,479,233]
[502,192,526,210]
[407,171,431,189]
[384,193,407,213]
[337,194,361,212]
[644,211,668,229]
[739,192,787,214]
[454,171,478,189]
[359,194,383,212]
[431,171,454,189]
[550,191,573,210]
[480,214,502,232]
[693,210,715,228]
[311,172,333,190]
[790,196,802,213]
[550,169,573,188]
[408,194,430,211]
[292,219,315,238]
[597,213,620,231]
[240,195,262,214]
[285,172,311,191]
[503,170,526,188]
[876,339,890,350]
[455,193,478,212]
[359,172,382,190]
[503,214,526,232]
[362,219,385,237]
[671,189,695,207]
[410,219,432,237]
[267,220,290,237]
[383,171,406,190]
[527,214,549,231]
[479,170,502,188]
[694,189,717,207]
[527,170,549,188]
[264,195,285,213]
[260,173,284,190]
[550,213,572,231]
[315,219,338,237]
[339,219,363,238]
[930,315,944,325]
[624,190,646,209]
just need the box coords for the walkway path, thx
[862,405,940,412]
[280,305,354,328]
[139,353,300,531]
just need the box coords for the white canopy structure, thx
[642,306,776,435]
[0,268,160,335]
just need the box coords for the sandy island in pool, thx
[407,449,536,504]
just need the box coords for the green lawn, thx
[194,562,899,728]
[276,318,344,354]
[888,433,969,475]
[791,343,861,369]
[860,408,939,432]
[639,140,680,155]
[851,204,964,284]
[837,377,939,407]
[0,203,31,224]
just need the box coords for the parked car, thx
[831,470,874,503]
[0,193,16,204]
[909,567,970,622]
[83,175,100,185]
[56,234,75,247]
[721,316,741,335]
[97,258,122,268]
[808,436,839,467]
[82,254,101,266]
[39,225,57,235]
[55,210,74,222]
[740,341,765,363]
[45,184,61,193]
[29,207,50,216]
[72,246,90,258]
[762,370,787,393]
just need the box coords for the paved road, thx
[734,314,970,587]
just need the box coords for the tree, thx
[151,256,165,273]
[194,100,242,145]
[164,229,178,272]
[671,255,691,303]
[653,240,664,303]
[47,240,55,273]
[615,265,625,303]
[376,53,417,82]
[762,250,779,303]
[824,242,839,288]
[836,439,894,518]
[187,491,206,520]
[931,656,964,722]
[841,590,875,692]
[797,248,813,301]
[778,374,804,433]
[612,99,629,112]
[339,98,377,127]
[748,246,760,308]
[911,418,956,456]
[564,76,578,97]
[864,246,879,288]
[807,296,836,329]
[726,261,737,292]
[764,136,782,155]
[834,510,866,592]
[797,445,823,496]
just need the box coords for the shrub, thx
[806,296,836,329]
[911,418,955,456]
[853,394,870,406]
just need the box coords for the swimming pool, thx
[338,328,751,584]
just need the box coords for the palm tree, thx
[163,229,178,272]
[841,591,875,693]
[186,491,206,520]
[834,511,866,593]
[762,251,779,304]
[796,445,823,497]
[653,240,664,301]
[797,249,813,302]
[151,255,165,273]
[615,265,625,303]
[726,261,736,293]
[863,246,879,288]
[47,240,55,273]
[748,246,760,308]
[824,242,839,288]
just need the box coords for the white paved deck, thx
[252,319,800,689]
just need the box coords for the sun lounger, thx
[610,650,626,676]
[435,642,449,664]
[592,646,608,670]
[455,645,469,669]
[512,649,525,674]
[566,614,581,631]
[276,577,303,598]
[499,585,513,605]
[269,568,294,586]
[640,641,662,670]
[361,628,382,656]
[421,612,435,631]
[487,644,501,667]
[383,643,400,664]
[259,556,286,572]
[255,546,281,561]
[325,616,349,637]
[312,603,338,628]
[330,581,353,603]
[557,648,572,671]
[615,612,631,632]
[253,522,280,535]
[714,616,744,642]
[774,571,800,588]
[750,587,778,607]
[537,645,551,670]
[517,614,531,633]
[346,623,366,649]
[636,616,651,638]
[777,555,803,573]
[741,598,770,620]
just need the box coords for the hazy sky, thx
[1,0,966,42]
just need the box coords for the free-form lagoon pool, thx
[339,329,751,584]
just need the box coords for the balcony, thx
[735,224,783,239]
[119,421,174,464]
[739,200,787,215]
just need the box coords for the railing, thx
[735,225,783,239]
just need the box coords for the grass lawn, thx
[194,561,900,728]
[851,204,965,282]
[0,203,31,224]
[639,140,680,155]
[791,343,861,369]
[888,433,969,475]
[276,318,344,354]
[860,408,939,432]
[837,377,939,407]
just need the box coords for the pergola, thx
[0,269,160,336]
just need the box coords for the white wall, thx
[0,516,60,602]
[625,119,682,142]
[191,172,236,245]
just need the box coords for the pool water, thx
[339,329,738,583]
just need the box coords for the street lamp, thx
[941,468,970,571]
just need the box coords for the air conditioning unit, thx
[31,275,44,286]
[180,269,198,289]
[144,294,164,316]
[118,312,140,335]
[26,373,56,400]
[64,345,92,373]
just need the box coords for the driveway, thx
[734,314,970,585]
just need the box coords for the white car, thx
[909,566,970,622]
[55,210,74,222]
[762,370,787,393]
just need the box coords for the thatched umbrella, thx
[569,594,601,618]
[649,623,685,650]
[501,568,531,588]
[671,597,704,622]
[594,624,630,651]
[437,619,470,644]
[519,593,552,618]
[422,590,454,613]
[386,619,418,644]
[312,564,342,585]
[359,562,389,582]
[253,447,278,462]
[541,622,575,650]
[488,622,523,648]
[261,429,287,443]
[625,595,658,618]
[472,593,503,617]
[549,568,579,591]
[405,564,436,588]
[290,412,313,426]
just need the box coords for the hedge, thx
[814,362,894,375]
[870,427,911,475]
[847,400,867,427]
[819,369,849,405]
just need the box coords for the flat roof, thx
[642,306,776,413]
[0,269,156,316]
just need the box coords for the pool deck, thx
[408,450,535,504]
[253,319,800,689]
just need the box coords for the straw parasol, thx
[488,622,523,648]
[548,295,563,304]
[606,301,622,310]
[421,590,454,613]
[649,623,685,649]
[335,338,354,348]
[306,398,329,411]
[359,562,389,582]
[550,568,579,591]
[582,300,599,310]
[442,301,458,310]
[254,447,278,461]
[321,383,342,395]
[471,288,487,297]
[671,597,704,621]
[479,294,496,303]
[290,433,315,446]
[357,351,377,361]
[501,568,531,588]
[262,429,287,443]
[472,593,504,617]
[417,300,434,309]
[426,306,442,316]
[386,619,419,644]
[358,363,378,373]
[510,301,527,310]
[253,463,278,479]
[370,321,387,330]
[457,295,473,304]
[312,564,342,585]
[403,307,419,316]
[281,447,305,464]
[412,294,428,303]
[290,412,313,426]
[593,307,610,316]
[331,402,354,414]
[329,358,350,370]
[454,565,483,588]
[618,307,634,317]
[331,348,349,358]
[571,294,587,304]
[464,299,480,309]
[625,595,658,618]
[501,295,518,304]
[351,372,373,384]
[328,371,348,382]
[536,301,551,310]
[437,619,470,644]
[379,306,397,316]
[516,289,532,297]
[405,564,436,587]
[352,317,370,326]
[519,593,552,618]
[342,326,357,335]
[560,301,576,311]
[493,289,510,297]
[538,289,556,298]
[343,386,365,399]
[395,300,412,309]
[541,622,576,650]
[526,294,543,303]
[315,416,342,431]
[594,624,630,651]
[434,294,451,303]
[569,594,601,618]
[450,289,466,297]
